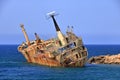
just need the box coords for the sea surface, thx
[0,45,120,80]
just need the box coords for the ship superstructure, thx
[18,12,88,67]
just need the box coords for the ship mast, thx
[34,32,41,44]
[47,11,67,46]
[20,24,30,46]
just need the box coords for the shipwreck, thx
[18,11,88,67]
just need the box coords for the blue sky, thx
[0,0,120,44]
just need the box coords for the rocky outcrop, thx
[88,54,120,64]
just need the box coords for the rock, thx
[88,55,106,64]
[88,53,120,64]
[87,57,95,64]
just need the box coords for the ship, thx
[18,11,88,67]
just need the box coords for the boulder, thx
[88,54,120,64]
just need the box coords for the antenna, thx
[71,26,74,33]
[66,26,70,32]
[46,11,59,19]
[47,11,59,17]
[47,11,60,31]
[47,11,56,16]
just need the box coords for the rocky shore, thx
[88,54,120,64]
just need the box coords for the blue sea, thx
[0,45,120,80]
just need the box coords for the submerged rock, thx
[88,54,120,64]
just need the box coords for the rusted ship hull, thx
[18,39,88,67]
[34,56,87,67]
[20,50,87,67]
